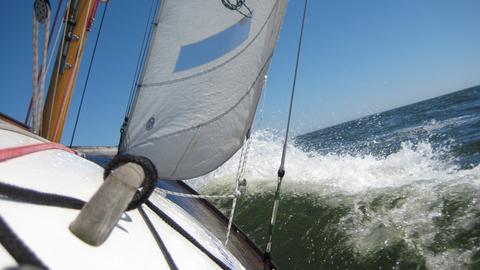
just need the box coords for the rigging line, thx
[225,133,251,245]
[31,1,51,134]
[37,11,51,135]
[264,0,308,261]
[138,206,179,270]
[46,20,64,79]
[32,11,39,132]
[124,0,158,118]
[145,201,232,270]
[155,187,236,199]
[0,181,85,210]
[25,0,63,126]
[51,0,94,141]
[44,0,68,84]
[0,215,48,269]
[69,1,109,147]
[48,0,63,47]
[44,0,72,138]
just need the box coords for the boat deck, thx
[157,180,265,269]
[79,147,268,270]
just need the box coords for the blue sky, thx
[1,0,480,146]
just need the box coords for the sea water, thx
[191,86,480,269]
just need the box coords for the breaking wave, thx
[190,87,480,269]
[190,131,480,269]
[192,130,478,194]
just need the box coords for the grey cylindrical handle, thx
[69,162,144,246]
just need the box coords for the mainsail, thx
[120,0,288,180]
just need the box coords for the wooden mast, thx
[41,0,100,142]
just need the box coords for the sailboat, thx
[0,0,291,269]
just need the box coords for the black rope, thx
[138,206,179,270]
[0,181,85,210]
[0,177,228,268]
[221,0,252,17]
[0,215,48,269]
[0,157,157,213]
[145,201,232,270]
[69,1,109,147]
[104,155,158,210]
[263,0,308,266]
[0,152,227,269]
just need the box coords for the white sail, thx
[121,0,288,180]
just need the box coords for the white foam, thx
[191,130,479,194]
[189,129,480,269]
[396,115,477,135]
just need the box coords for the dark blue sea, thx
[194,86,480,269]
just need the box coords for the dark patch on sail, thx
[146,117,155,130]
[175,17,251,72]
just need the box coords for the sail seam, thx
[139,0,279,89]
[169,128,200,177]
[128,54,273,150]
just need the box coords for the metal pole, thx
[263,0,308,267]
